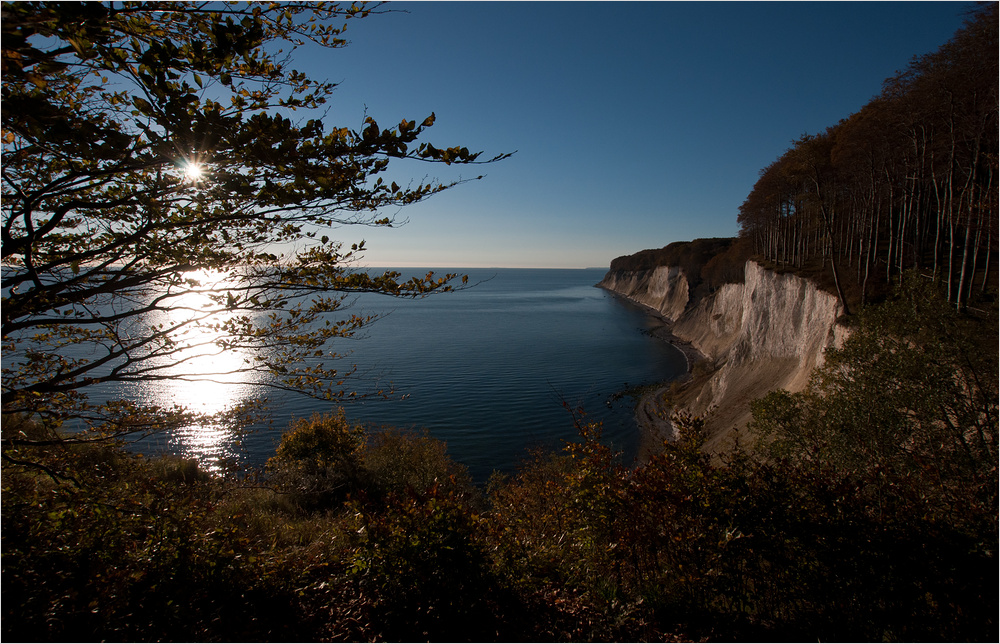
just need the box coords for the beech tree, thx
[1,2,510,442]
[738,4,997,308]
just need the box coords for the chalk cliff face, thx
[598,266,690,322]
[600,260,846,452]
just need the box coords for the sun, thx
[182,161,205,181]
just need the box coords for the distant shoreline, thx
[637,313,707,462]
[601,289,706,461]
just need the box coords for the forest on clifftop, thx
[737,4,996,313]
[615,5,996,315]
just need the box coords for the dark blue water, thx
[111,269,686,481]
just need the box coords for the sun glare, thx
[138,266,257,466]
[183,162,204,181]
[184,267,225,286]
[179,268,228,307]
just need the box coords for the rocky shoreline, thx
[603,291,708,461]
[636,318,710,460]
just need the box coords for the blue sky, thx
[290,1,978,268]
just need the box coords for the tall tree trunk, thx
[966,208,983,304]
[956,214,972,308]
[818,201,851,315]
[980,221,993,295]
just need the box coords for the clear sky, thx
[289,1,979,269]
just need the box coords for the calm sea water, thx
[106,269,686,482]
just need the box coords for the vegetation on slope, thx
[737,5,997,311]
[3,276,995,642]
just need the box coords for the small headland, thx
[598,237,849,457]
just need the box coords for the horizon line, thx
[363,264,607,271]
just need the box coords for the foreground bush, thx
[484,408,996,641]
[2,415,519,641]
[2,428,289,641]
[3,412,995,641]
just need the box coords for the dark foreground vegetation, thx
[3,277,996,642]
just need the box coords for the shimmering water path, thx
[129,268,686,482]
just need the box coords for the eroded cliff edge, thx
[600,259,848,454]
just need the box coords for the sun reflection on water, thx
[133,269,264,470]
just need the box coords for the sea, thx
[74,268,688,482]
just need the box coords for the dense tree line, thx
[738,5,997,311]
[608,238,736,274]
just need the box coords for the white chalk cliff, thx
[600,260,847,452]
[598,265,690,322]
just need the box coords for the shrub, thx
[1,431,294,641]
[362,426,475,501]
[266,409,367,509]
[346,487,507,641]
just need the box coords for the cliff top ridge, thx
[609,237,752,300]
[609,238,735,273]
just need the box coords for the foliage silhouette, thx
[1,1,510,448]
